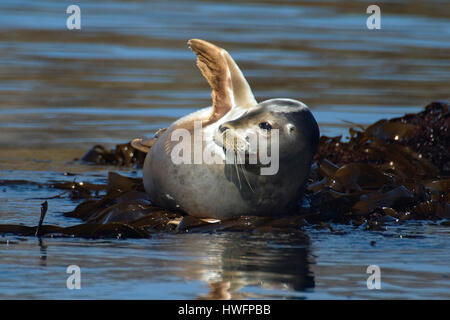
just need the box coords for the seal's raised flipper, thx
[222,48,256,108]
[188,39,256,124]
[188,39,232,124]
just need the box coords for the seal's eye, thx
[287,124,295,133]
[259,122,272,131]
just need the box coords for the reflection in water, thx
[174,233,314,299]
[1,226,450,299]
[38,238,48,266]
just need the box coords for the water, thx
[0,0,449,299]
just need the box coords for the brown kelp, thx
[80,142,147,167]
[0,102,448,238]
[308,101,449,230]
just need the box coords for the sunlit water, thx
[0,0,449,299]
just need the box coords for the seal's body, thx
[134,39,319,219]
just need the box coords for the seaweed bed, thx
[0,102,449,239]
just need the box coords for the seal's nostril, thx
[219,125,229,133]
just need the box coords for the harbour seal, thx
[132,39,319,219]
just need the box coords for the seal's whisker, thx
[221,131,227,146]
[233,152,242,190]
[237,152,255,193]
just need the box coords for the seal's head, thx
[214,98,319,165]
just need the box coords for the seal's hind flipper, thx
[131,138,155,154]
[131,128,167,154]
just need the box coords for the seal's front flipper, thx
[188,39,257,124]
[222,48,256,108]
[188,39,233,124]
